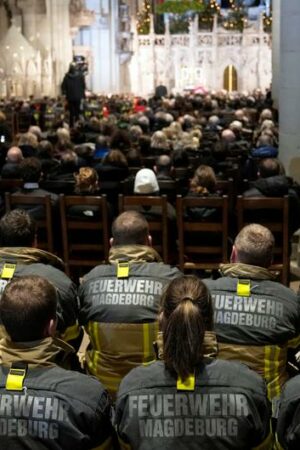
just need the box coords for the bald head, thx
[221,129,236,143]
[6,146,23,163]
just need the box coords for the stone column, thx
[17,0,37,43]
[275,0,300,181]
[46,0,72,95]
[271,0,280,109]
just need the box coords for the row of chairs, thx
[4,192,289,284]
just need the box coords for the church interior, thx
[1,2,300,447]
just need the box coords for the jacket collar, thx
[219,262,277,280]
[0,337,74,369]
[0,247,65,271]
[109,245,162,264]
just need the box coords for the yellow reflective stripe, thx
[118,436,132,450]
[143,323,150,362]
[91,436,113,450]
[143,322,158,365]
[264,345,272,399]
[273,345,281,399]
[60,323,80,342]
[252,428,274,450]
[287,334,300,348]
[264,345,282,401]
[86,322,101,375]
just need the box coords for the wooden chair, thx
[59,194,109,277]
[236,195,290,285]
[40,179,75,195]
[0,178,23,193]
[157,179,178,204]
[176,195,229,272]
[118,194,169,263]
[5,192,54,253]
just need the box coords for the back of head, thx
[134,168,159,194]
[258,158,280,178]
[112,211,149,246]
[190,165,216,194]
[160,275,213,380]
[20,157,42,183]
[0,275,57,342]
[18,132,38,149]
[234,224,274,268]
[74,166,98,194]
[6,146,23,163]
[155,154,172,173]
[103,149,128,167]
[256,134,274,148]
[221,129,236,143]
[0,209,36,247]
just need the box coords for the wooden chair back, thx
[0,178,23,193]
[236,195,290,285]
[59,194,109,276]
[118,194,169,263]
[176,195,229,272]
[5,192,54,253]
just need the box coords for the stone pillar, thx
[275,0,300,181]
[271,0,280,109]
[46,0,72,95]
[17,0,37,43]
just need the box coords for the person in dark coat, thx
[243,158,300,235]
[0,146,23,179]
[61,63,86,128]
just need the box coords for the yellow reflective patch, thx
[117,262,129,278]
[177,374,195,391]
[1,263,16,280]
[237,279,251,296]
[6,368,26,391]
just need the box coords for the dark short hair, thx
[112,211,149,246]
[0,275,57,342]
[20,157,42,182]
[0,209,36,247]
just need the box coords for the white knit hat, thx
[134,168,159,194]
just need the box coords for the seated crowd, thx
[0,90,299,449]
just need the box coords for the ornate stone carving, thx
[69,0,95,29]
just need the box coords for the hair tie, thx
[183,296,194,302]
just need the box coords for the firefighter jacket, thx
[0,336,114,449]
[203,263,300,406]
[79,244,181,399]
[115,357,272,450]
[276,374,300,450]
[0,247,79,343]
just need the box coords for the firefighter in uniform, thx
[0,210,79,345]
[203,224,300,411]
[115,275,272,450]
[79,211,181,399]
[0,275,113,449]
[276,375,300,449]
